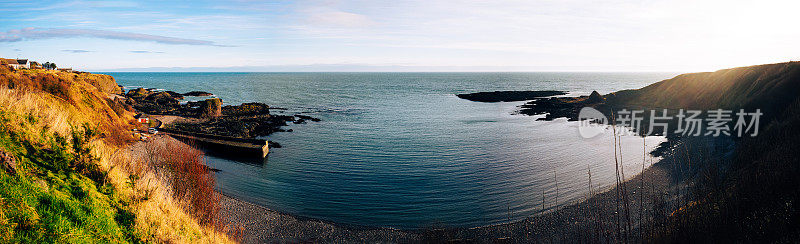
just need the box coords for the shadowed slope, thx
[608,62,800,123]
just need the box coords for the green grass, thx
[0,111,139,243]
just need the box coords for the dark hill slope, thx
[614,62,800,241]
[608,61,800,123]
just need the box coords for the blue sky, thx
[1,0,799,71]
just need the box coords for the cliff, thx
[513,62,800,241]
[0,66,230,243]
[611,62,800,241]
[608,61,800,123]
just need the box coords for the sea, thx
[107,72,678,229]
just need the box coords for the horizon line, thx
[81,64,748,73]
[91,70,689,73]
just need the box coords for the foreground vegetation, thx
[0,65,230,243]
[612,62,800,242]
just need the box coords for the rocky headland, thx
[516,90,606,120]
[123,87,320,141]
[456,90,566,102]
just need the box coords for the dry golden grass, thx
[91,140,231,243]
[0,67,233,243]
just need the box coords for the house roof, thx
[16,59,27,65]
[1,58,19,65]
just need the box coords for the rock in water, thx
[198,98,223,118]
[145,92,179,106]
[586,90,603,103]
[456,90,567,102]
[295,114,321,122]
[222,102,270,116]
[183,91,214,96]
[164,91,185,100]
[268,141,282,148]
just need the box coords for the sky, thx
[1,0,799,72]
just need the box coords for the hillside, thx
[512,62,800,242]
[610,62,800,242]
[0,66,231,243]
[608,61,800,124]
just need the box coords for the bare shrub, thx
[163,140,219,226]
[134,137,220,228]
[35,74,72,102]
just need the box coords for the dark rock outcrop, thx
[125,88,205,116]
[124,87,320,140]
[268,141,282,148]
[294,114,322,124]
[125,90,183,115]
[165,91,185,100]
[223,103,270,116]
[586,91,603,103]
[146,92,180,106]
[126,87,152,99]
[518,91,609,121]
[295,114,321,122]
[456,90,567,102]
[198,98,223,118]
[172,114,296,138]
[519,96,592,121]
[183,91,213,96]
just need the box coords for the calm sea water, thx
[108,72,677,229]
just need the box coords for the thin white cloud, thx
[62,49,93,53]
[129,50,165,54]
[0,27,232,46]
[303,8,375,28]
[0,0,139,12]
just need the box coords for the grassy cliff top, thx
[0,66,231,243]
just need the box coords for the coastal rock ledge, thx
[456,90,567,102]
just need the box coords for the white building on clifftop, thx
[1,58,29,69]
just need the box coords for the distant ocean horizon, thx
[108,72,677,229]
[91,65,693,72]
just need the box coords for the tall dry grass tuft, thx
[640,137,646,240]
[554,169,559,211]
[586,164,599,242]
[611,110,622,241]
[541,189,546,213]
[619,131,631,241]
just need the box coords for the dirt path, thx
[149,114,200,128]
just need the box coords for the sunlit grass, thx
[0,67,232,243]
